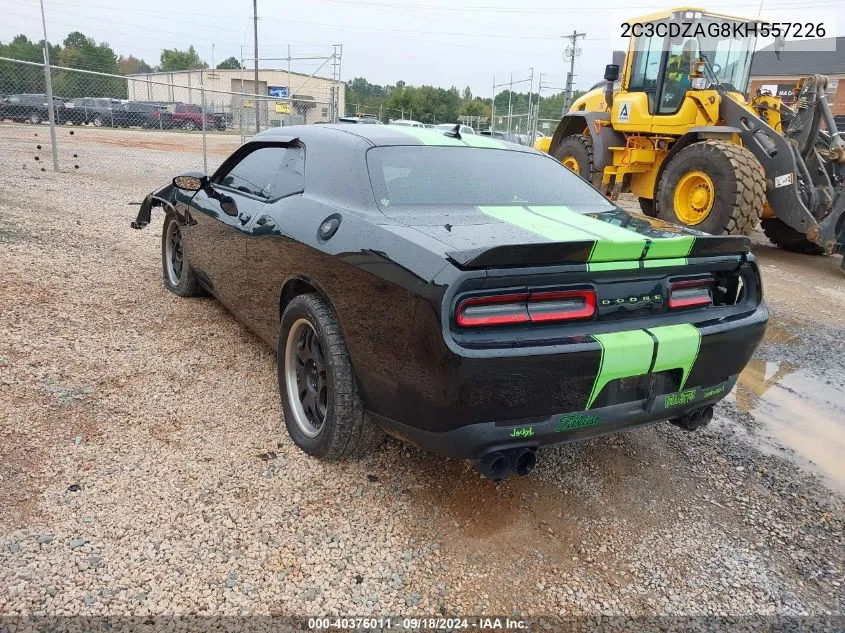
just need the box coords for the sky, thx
[1,0,843,98]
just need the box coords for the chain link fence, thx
[0,56,343,176]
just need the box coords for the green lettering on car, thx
[555,414,602,432]
[664,388,697,407]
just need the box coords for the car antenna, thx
[444,123,462,140]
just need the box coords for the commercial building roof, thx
[750,37,845,77]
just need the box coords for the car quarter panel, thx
[239,201,451,418]
[234,126,470,412]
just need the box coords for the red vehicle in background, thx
[166,103,223,131]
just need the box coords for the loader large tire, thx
[555,135,594,182]
[761,218,824,255]
[638,197,657,217]
[656,140,765,236]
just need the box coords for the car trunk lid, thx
[382,204,750,269]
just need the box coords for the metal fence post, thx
[490,76,496,135]
[39,0,59,171]
[200,70,208,174]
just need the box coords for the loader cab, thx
[614,9,757,132]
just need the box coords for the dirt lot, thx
[1,122,844,620]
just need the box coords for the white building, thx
[126,68,345,126]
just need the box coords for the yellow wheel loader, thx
[540,8,845,270]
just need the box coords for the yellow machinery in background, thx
[538,7,845,260]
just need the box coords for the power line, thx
[311,0,845,13]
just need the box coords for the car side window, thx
[268,145,305,199]
[215,145,304,200]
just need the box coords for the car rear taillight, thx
[668,279,712,309]
[456,289,596,327]
[456,293,530,326]
[527,290,596,322]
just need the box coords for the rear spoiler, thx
[446,235,751,269]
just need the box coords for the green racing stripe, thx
[476,204,696,265]
[644,235,695,259]
[460,134,508,149]
[586,330,655,409]
[647,324,701,390]
[586,324,702,409]
[477,206,597,242]
[643,257,688,269]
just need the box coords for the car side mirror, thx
[172,171,208,192]
[604,64,620,82]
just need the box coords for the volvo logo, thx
[600,294,663,307]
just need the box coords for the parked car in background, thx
[63,97,124,126]
[480,129,531,145]
[390,119,424,128]
[432,122,475,135]
[212,111,231,131]
[119,101,171,128]
[167,103,216,131]
[338,115,382,124]
[1,94,66,124]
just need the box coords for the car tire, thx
[760,218,824,255]
[184,120,197,131]
[92,115,103,127]
[29,112,42,125]
[161,213,202,297]
[656,141,764,236]
[278,293,382,460]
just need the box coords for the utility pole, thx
[563,29,586,113]
[253,0,260,132]
[39,0,58,171]
[526,67,534,140]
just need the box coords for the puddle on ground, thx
[734,359,845,493]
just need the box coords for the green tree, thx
[0,34,46,62]
[216,56,241,70]
[0,35,48,94]
[53,32,123,98]
[118,54,152,75]
[460,99,488,118]
[59,32,119,73]
[385,85,414,119]
[159,45,207,71]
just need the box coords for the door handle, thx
[238,212,251,225]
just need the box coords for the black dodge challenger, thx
[132,124,768,480]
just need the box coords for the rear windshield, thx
[366,146,614,211]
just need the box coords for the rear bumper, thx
[368,303,767,460]
[375,375,737,459]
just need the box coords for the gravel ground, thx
[1,123,844,620]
